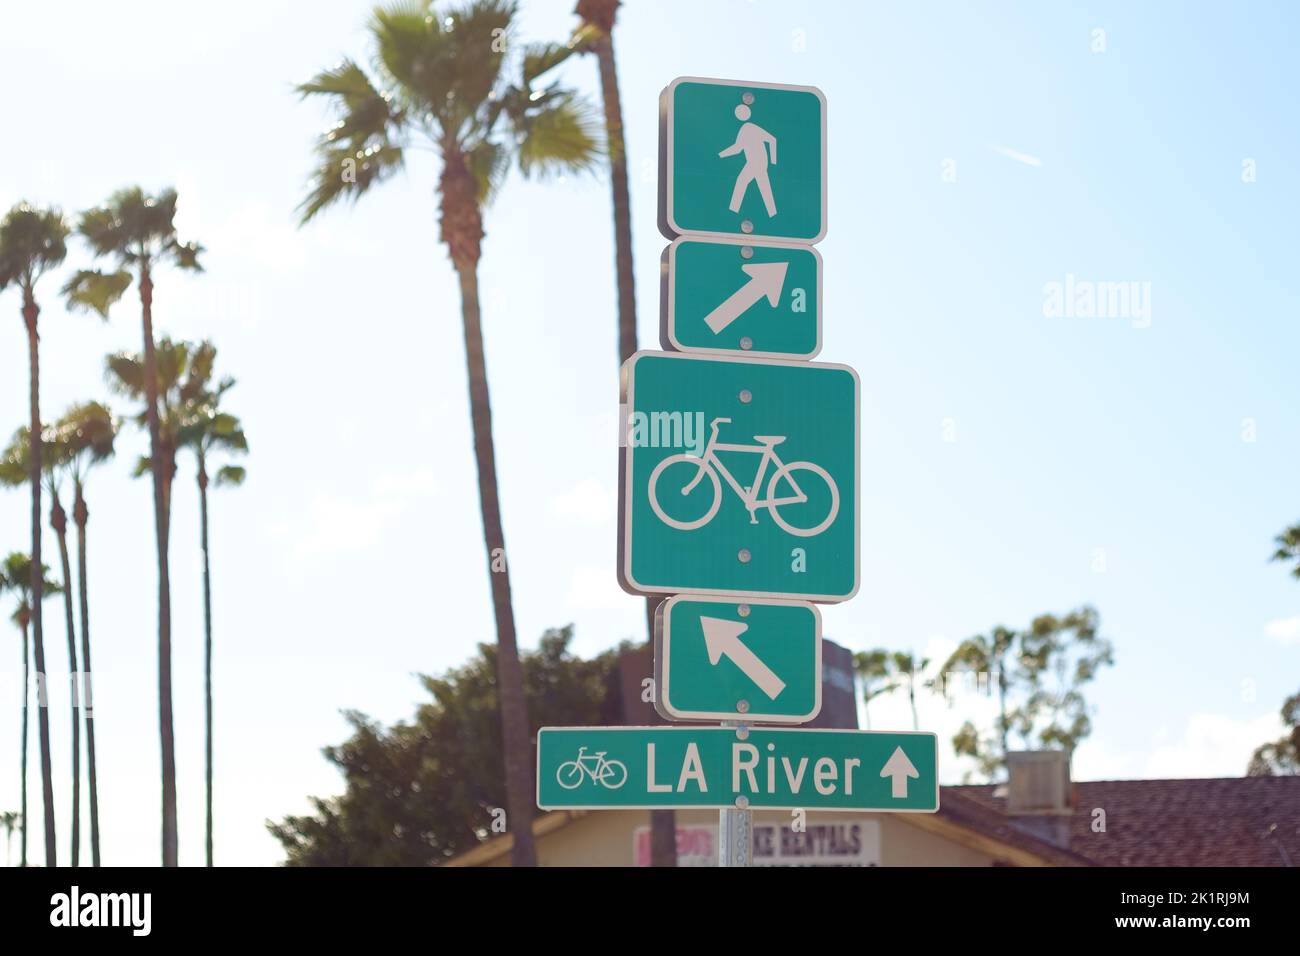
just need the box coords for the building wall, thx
[483,810,1006,867]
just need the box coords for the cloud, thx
[990,144,1043,167]
[1264,616,1300,646]
[283,468,437,558]
[549,478,617,527]
[1143,712,1284,779]
[564,565,631,612]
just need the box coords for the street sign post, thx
[659,77,827,243]
[662,237,822,359]
[537,726,939,812]
[619,350,859,601]
[655,595,821,724]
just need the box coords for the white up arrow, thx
[700,617,786,700]
[702,261,789,334]
[880,746,920,798]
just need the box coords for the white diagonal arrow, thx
[700,616,786,700]
[702,261,789,334]
[880,746,919,798]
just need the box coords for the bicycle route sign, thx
[536,726,939,812]
[618,351,859,602]
[659,77,827,243]
[662,237,822,359]
[655,595,821,724]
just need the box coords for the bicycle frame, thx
[683,419,809,520]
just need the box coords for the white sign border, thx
[662,236,824,360]
[656,594,823,724]
[618,350,861,603]
[661,76,828,244]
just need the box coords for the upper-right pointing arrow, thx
[703,261,789,334]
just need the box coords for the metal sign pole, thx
[719,721,752,867]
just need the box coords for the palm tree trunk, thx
[586,15,679,869]
[20,617,29,867]
[198,458,214,867]
[450,254,537,868]
[139,268,178,867]
[50,492,81,866]
[909,678,919,731]
[74,483,101,867]
[23,293,57,867]
[997,660,1009,777]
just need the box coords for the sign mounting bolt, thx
[737,700,750,714]
[739,389,752,404]
[738,548,752,564]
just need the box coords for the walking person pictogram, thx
[719,103,778,217]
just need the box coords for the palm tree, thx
[853,650,896,730]
[0,427,85,865]
[1,551,61,867]
[68,190,202,866]
[0,810,18,866]
[0,202,68,866]
[298,0,599,867]
[1273,523,1300,579]
[176,366,247,868]
[938,626,1017,767]
[888,652,930,732]
[54,401,117,867]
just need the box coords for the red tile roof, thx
[946,776,1300,866]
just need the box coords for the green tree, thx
[69,187,203,866]
[297,0,599,867]
[1,552,61,867]
[269,627,626,865]
[938,608,1112,781]
[1,427,87,864]
[53,401,117,867]
[1271,523,1300,578]
[176,370,248,868]
[0,202,67,865]
[1247,691,1300,775]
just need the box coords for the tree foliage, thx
[268,627,629,865]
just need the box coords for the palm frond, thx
[513,91,602,181]
[62,269,132,318]
[215,465,247,488]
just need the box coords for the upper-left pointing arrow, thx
[703,261,789,334]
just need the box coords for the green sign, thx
[655,595,821,723]
[660,77,826,243]
[663,237,821,359]
[619,351,858,602]
[537,727,938,812]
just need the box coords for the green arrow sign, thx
[663,237,821,359]
[537,727,938,812]
[659,77,826,242]
[619,351,858,601]
[655,595,821,723]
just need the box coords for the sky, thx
[1,0,1297,866]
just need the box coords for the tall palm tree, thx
[0,202,68,866]
[1,552,61,867]
[938,626,1018,777]
[888,652,931,732]
[1273,523,1300,579]
[54,401,117,867]
[0,427,85,864]
[68,189,202,866]
[176,365,247,868]
[853,649,896,731]
[298,0,599,867]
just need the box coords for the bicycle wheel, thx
[598,760,628,790]
[767,461,840,537]
[648,455,722,531]
[556,761,585,790]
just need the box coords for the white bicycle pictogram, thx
[647,417,839,538]
[556,747,628,791]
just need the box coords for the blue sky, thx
[1,0,1297,866]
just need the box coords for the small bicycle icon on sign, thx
[556,747,628,790]
[648,417,839,537]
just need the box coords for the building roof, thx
[950,776,1300,867]
[445,775,1300,867]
